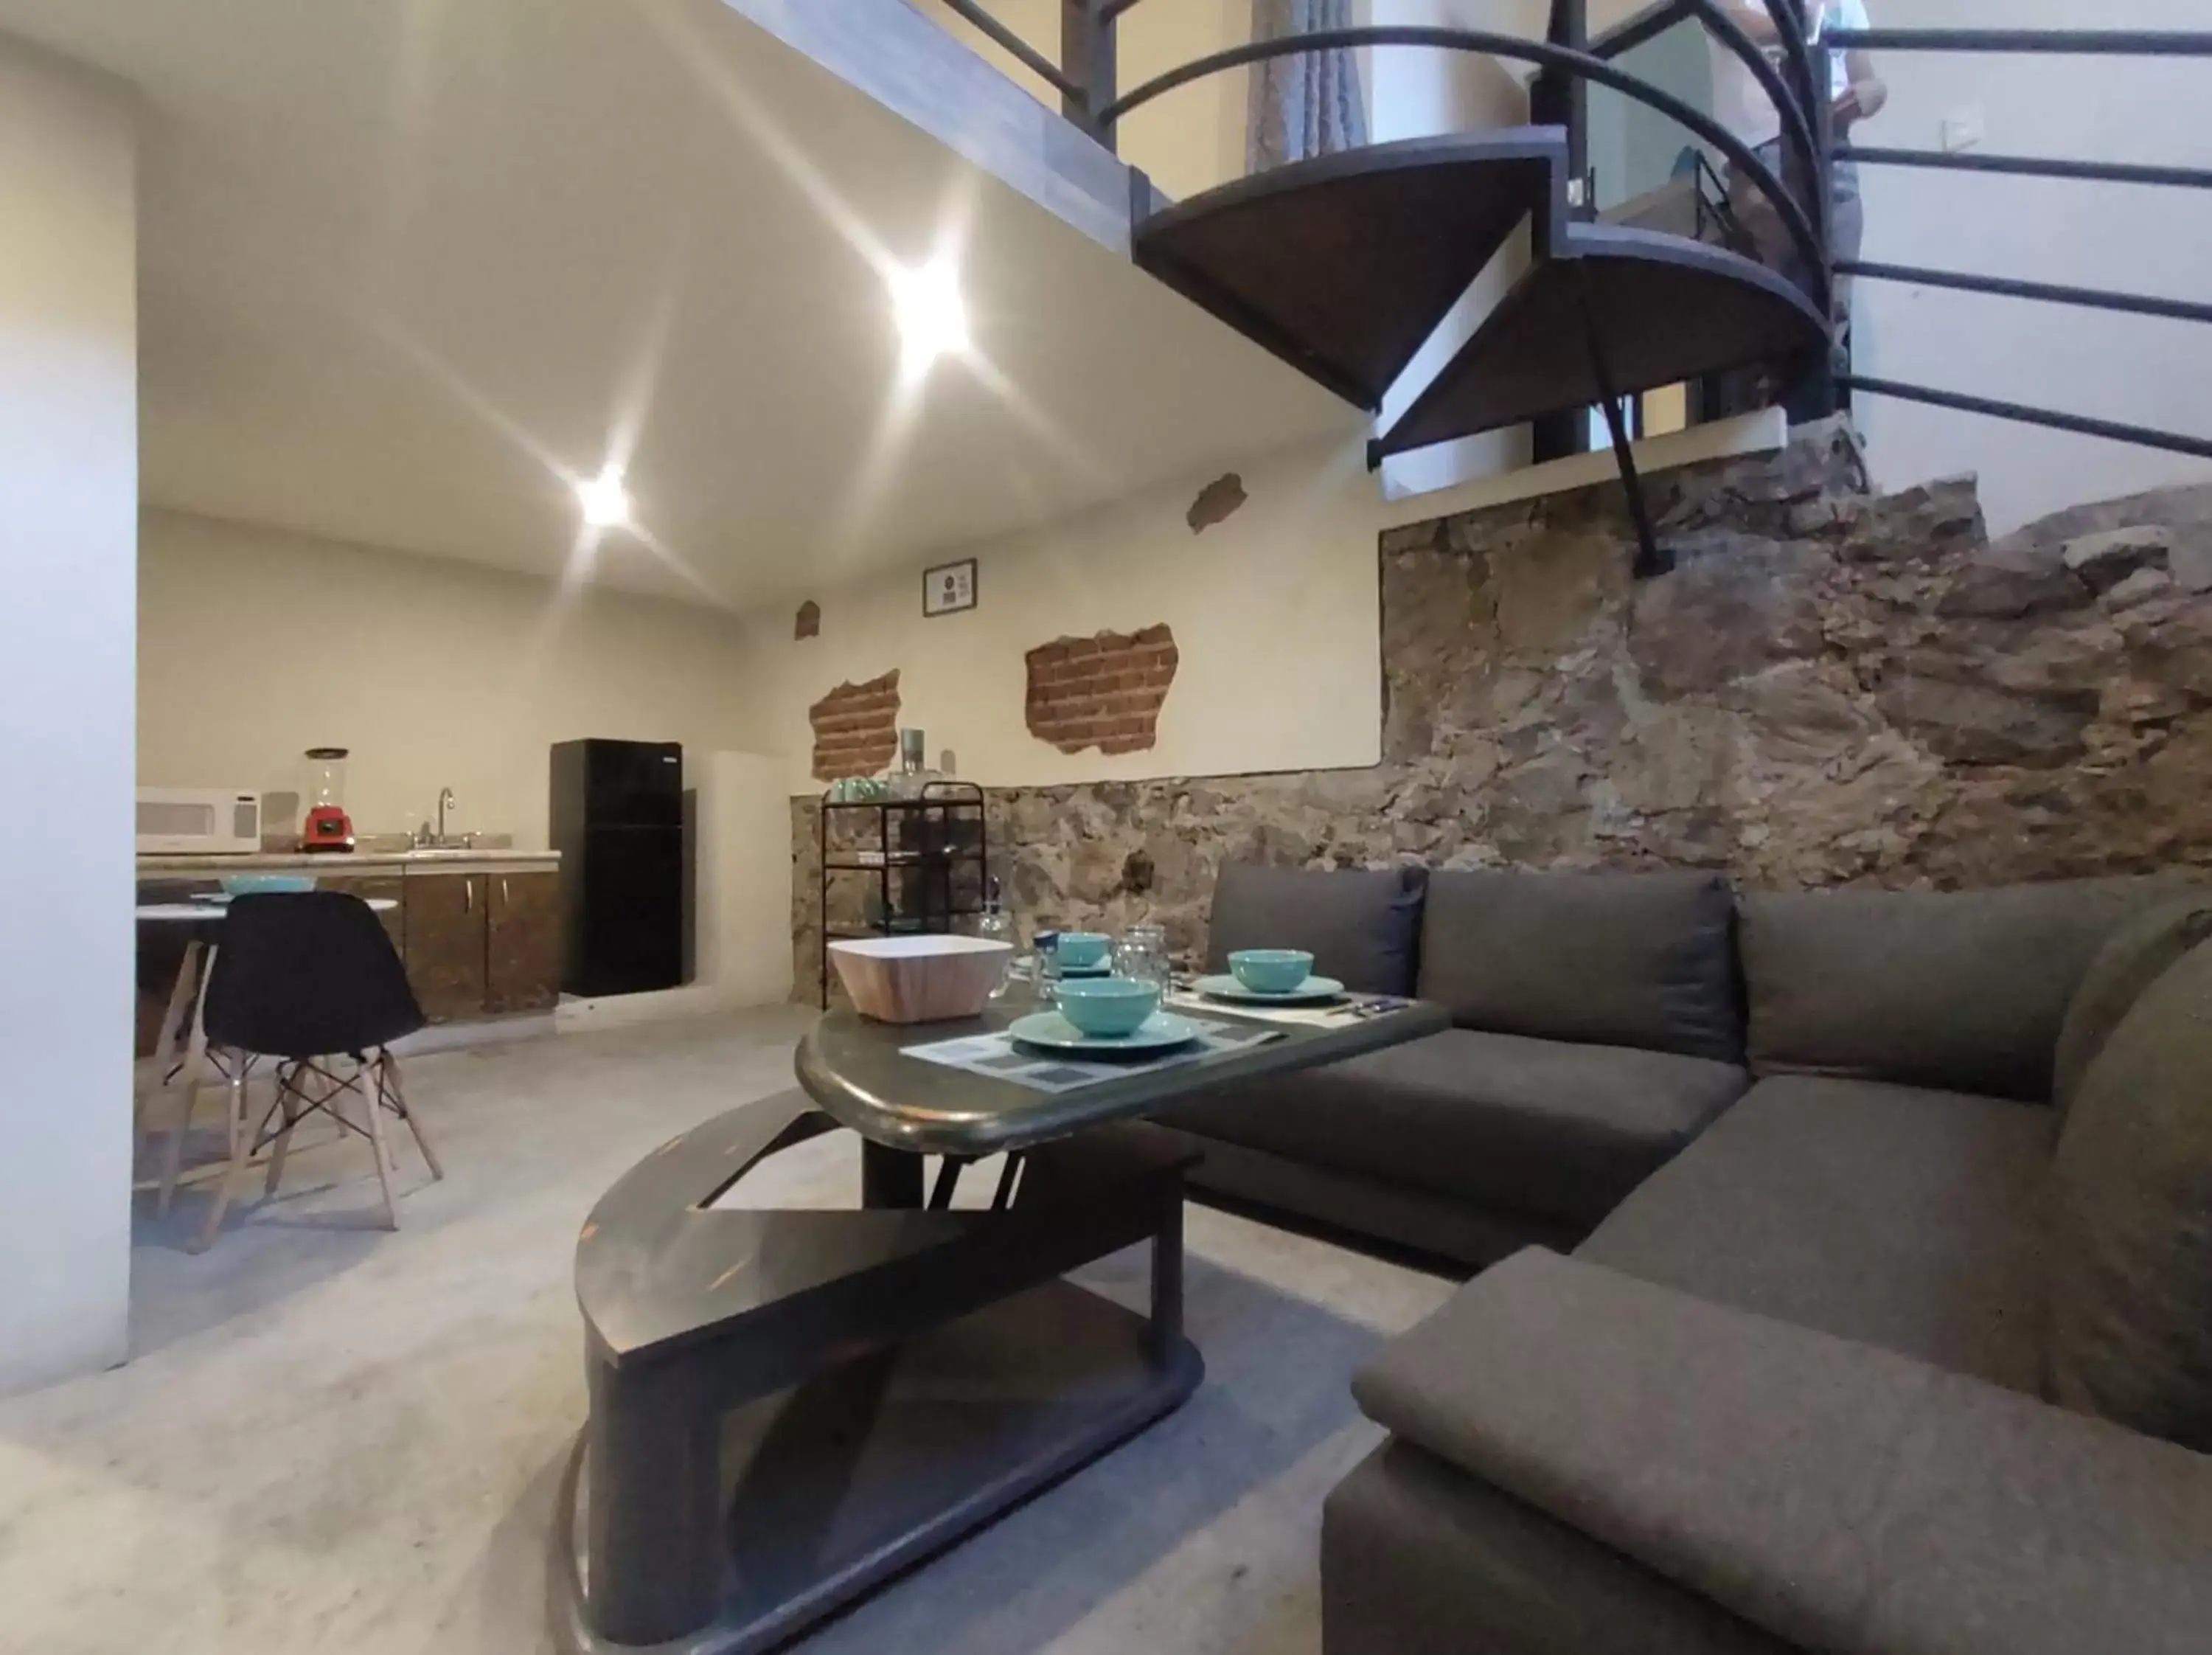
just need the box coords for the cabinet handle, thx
[465,880,473,914]
[501,878,509,908]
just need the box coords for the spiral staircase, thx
[914,0,2212,577]
[1132,127,1826,464]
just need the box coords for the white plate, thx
[1007,1010,1203,1055]
[1189,973,1348,1005]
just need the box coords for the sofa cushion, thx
[2048,937,2212,1451]
[1203,861,1426,996]
[1416,870,1742,1062]
[2051,894,2212,1119]
[1323,1439,1792,1655]
[1354,1248,2212,1655]
[1740,878,2182,1102]
[1579,1075,2056,1390]
[1155,1027,1747,1229]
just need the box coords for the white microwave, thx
[137,787,264,855]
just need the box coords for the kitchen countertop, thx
[139,848,560,875]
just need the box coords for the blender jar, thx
[301,746,355,850]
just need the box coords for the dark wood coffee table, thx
[552,989,1446,1655]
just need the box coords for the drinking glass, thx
[1113,923,1172,993]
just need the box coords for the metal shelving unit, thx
[816,781,988,1008]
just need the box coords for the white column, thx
[0,38,139,1393]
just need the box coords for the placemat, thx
[1161,990,1413,1030]
[902,1019,1281,1094]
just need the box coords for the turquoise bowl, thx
[1054,975,1161,1037]
[1055,931,1111,970]
[1228,948,1315,993]
[222,873,317,896]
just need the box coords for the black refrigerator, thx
[550,739,686,997]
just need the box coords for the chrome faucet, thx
[437,787,456,842]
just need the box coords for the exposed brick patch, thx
[1186,473,1247,533]
[810,670,900,780]
[1025,625,1178,756]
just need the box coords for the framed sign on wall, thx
[922,558,977,617]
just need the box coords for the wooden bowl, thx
[830,936,1014,1024]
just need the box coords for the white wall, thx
[693,752,796,1005]
[1851,0,2212,531]
[0,42,137,1393]
[742,434,1385,791]
[1372,0,1540,497]
[739,413,1786,797]
[139,510,759,849]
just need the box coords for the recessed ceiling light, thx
[891,257,968,368]
[577,465,631,529]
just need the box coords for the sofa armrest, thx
[1354,1249,2212,1655]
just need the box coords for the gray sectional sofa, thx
[1156,864,2212,1654]
[1158,861,1756,1265]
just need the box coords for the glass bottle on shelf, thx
[975,876,1015,1000]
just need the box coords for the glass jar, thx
[1113,923,1172,993]
[975,878,1015,1000]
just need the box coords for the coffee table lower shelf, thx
[552,1283,1200,1655]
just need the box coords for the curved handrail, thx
[1094,25,1829,306]
[1684,0,1818,207]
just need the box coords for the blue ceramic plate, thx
[1008,1010,1203,1055]
[1189,973,1347,1005]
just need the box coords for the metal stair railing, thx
[1822,24,2212,464]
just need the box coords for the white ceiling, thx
[0,0,1357,608]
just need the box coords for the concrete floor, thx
[0,1011,1455,1655]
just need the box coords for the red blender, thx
[301,746,356,853]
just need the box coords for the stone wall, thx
[793,426,2212,993]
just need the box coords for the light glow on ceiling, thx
[891,257,969,371]
[577,465,632,528]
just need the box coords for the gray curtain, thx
[1246,0,1369,174]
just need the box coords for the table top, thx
[795,988,1449,1157]
[136,898,397,921]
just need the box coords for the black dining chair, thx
[189,892,442,1252]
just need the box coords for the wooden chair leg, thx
[262,1063,301,1198]
[139,940,202,1137]
[158,1030,212,1219]
[193,1080,285,1254]
[380,1050,442,1182]
[359,1059,401,1232]
[225,1054,247,1162]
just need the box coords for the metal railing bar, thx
[1096,26,1829,305]
[1840,260,2212,327]
[1839,145,2212,191]
[1097,0,1148,21]
[1685,0,1818,206]
[1842,376,2212,461]
[1588,0,1691,61]
[1827,29,2212,57]
[940,0,1082,101]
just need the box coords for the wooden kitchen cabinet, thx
[487,870,562,1014]
[403,871,490,1024]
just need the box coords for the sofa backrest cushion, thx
[1740,878,2180,1102]
[1204,861,1427,996]
[2052,894,2212,1120]
[2047,936,2212,1451]
[1415,870,1742,1062]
